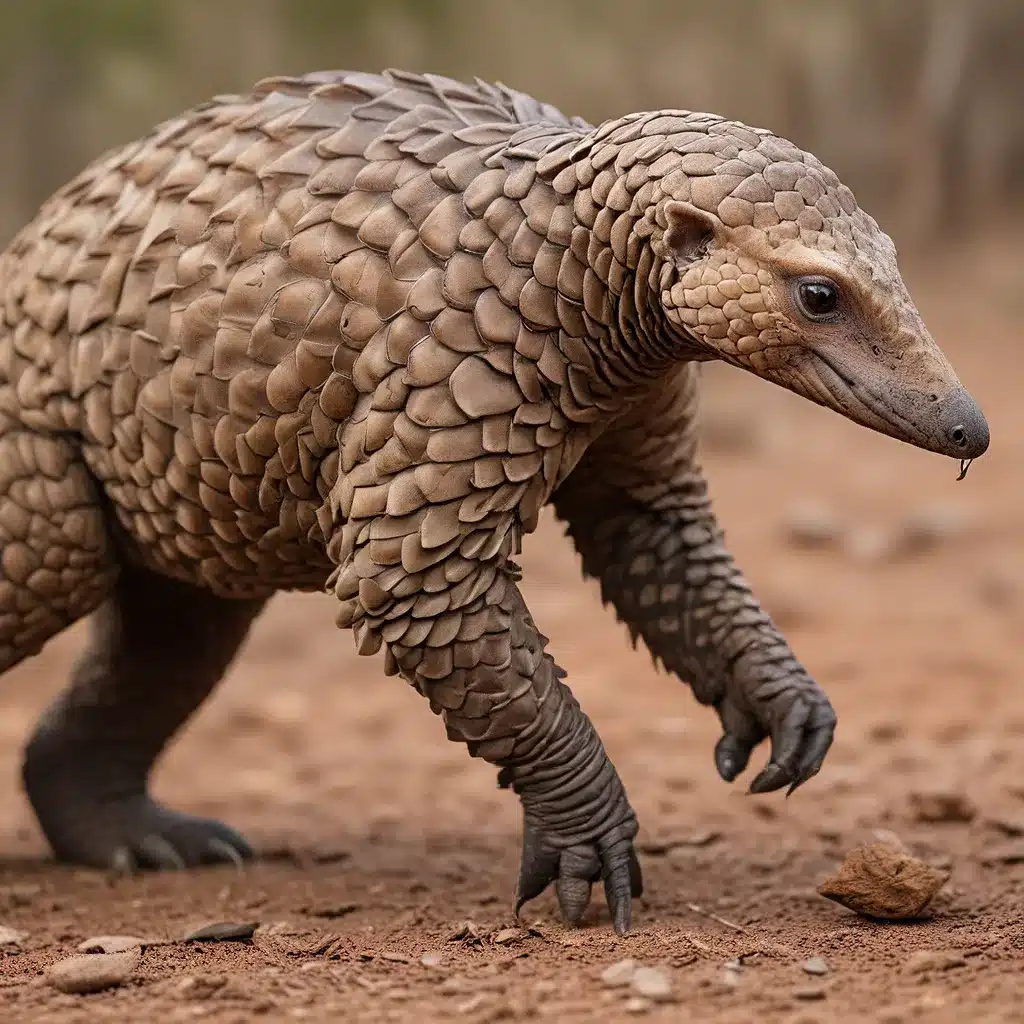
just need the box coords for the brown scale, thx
[0,69,987,936]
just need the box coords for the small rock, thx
[77,935,148,954]
[47,948,140,994]
[794,985,826,1001]
[784,502,844,549]
[306,902,359,920]
[909,788,977,824]
[380,951,411,963]
[0,924,25,945]
[420,951,444,967]
[903,950,967,975]
[817,841,949,919]
[182,920,258,942]
[447,920,483,942]
[631,966,673,1003]
[601,958,637,988]
[624,996,651,1015]
[492,927,528,945]
[802,956,829,976]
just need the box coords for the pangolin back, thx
[0,71,597,594]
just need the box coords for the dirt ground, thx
[0,230,1022,1023]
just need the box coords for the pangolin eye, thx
[796,279,840,321]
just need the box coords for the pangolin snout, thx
[934,386,989,460]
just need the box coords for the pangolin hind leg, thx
[22,557,266,870]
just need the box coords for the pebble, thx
[447,921,483,942]
[420,951,444,967]
[77,935,148,954]
[181,920,258,942]
[380,951,411,963]
[47,948,140,994]
[630,966,673,1002]
[624,996,651,1015]
[802,956,829,976]
[817,841,949,919]
[0,924,25,945]
[903,950,967,975]
[492,927,528,945]
[601,958,637,988]
[908,788,977,824]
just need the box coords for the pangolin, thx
[0,70,988,934]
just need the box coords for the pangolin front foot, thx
[514,820,643,936]
[712,665,837,795]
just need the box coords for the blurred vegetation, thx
[0,0,1020,245]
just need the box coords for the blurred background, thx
[0,0,1022,245]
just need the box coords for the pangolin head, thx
[628,112,989,462]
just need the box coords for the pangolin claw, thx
[514,822,643,936]
[715,683,837,795]
[65,799,256,873]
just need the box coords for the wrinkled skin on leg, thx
[552,364,836,793]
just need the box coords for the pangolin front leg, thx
[552,366,836,793]
[329,496,642,933]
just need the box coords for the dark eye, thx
[796,279,840,321]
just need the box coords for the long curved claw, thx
[47,795,255,873]
[515,823,561,915]
[514,823,643,936]
[715,682,836,795]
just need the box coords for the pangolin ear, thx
[664,200,719,264]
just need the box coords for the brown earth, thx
[1,231,1022,1022]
